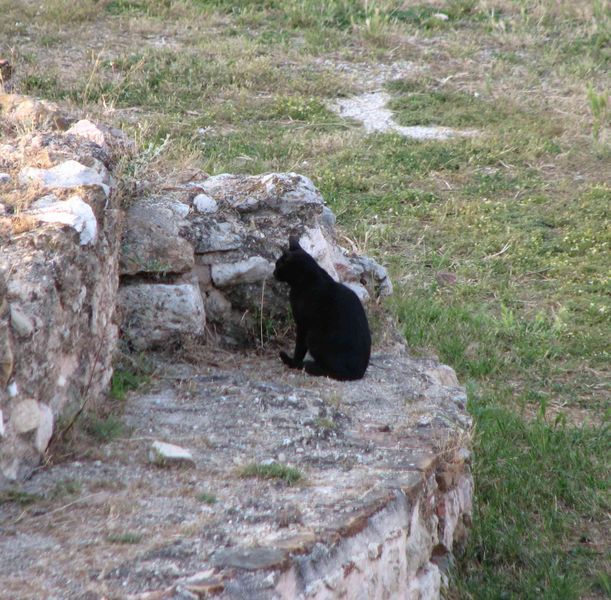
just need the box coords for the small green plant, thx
[324,391,342,410]
[49,479,82,500]
[315,417,337,431]
[240,462,303,485]
[110,367,148,401]
[0,489,42,506]
[586,84,609,141]
[106,532,143,544]
[197,492,217,504]
[274,95,330,122]
[84,414,125,442]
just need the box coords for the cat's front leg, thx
[280,324,308,369]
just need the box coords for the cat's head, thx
[274,236,319,286]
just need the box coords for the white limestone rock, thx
[120,196,193,275]
[66,119,107,147]
[29,194,98,245]
[10,399,40,434]
[149,440,195,467]
[66,119,136,158]
[211,257,274,287]
[9,304,34,338]
[193,193,218,214]
[19,159,111,196]
[192,221,244,254]
[118,283,206,350]
[34,404,53,453]
[298,226,341,280]
[406,563,441,600]
[200,172,323,214]
[426,365,460,387]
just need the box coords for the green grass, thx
[110,367,149,401]
[2,0,609,596]
[49,478,82,500]
[83,414,125,442]
[106,532,143,544]
[240,462,303,485]
[452,396,610,599]
[0,489,42,506]
[196,492,217,504]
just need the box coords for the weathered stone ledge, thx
[0,348,472,599]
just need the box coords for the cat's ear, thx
[288,235,301,251]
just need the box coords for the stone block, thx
[120,196,194,275]
[211,256,274,287]
[19,159,111,197]
[149,440,195,467]
[10,399,40,434]
[118,283,205,350]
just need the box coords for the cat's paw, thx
[279,351,294,367]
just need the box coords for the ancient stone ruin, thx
[0,94,472,599]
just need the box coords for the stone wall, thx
[0,94,392,486]
[118,172,392,349]
[0,97,127,486]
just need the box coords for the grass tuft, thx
[196,492,217,505]
[106,532,143,544]
[0,489,42,506]
[240,462,303,485]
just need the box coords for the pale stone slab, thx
[20,159,111,196]
[9,304,34,338]
[211,256,274,287]
[34,404,53,453]
[29,195,98,246]
[10,399,40,434]
[149,440,195,467]
[118,283,205,350]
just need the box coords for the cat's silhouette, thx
[274,236,371,381]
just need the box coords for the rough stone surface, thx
[19,158,112,197]
[211,256,275,287]
[34,403,54,454]
[66,119,136,157]
[8,304,34,338]
[0,343,472,599]
[0,93,71,129]
[118,171,392,347]
[192,193,218,214]
[29,194,98,245]
[118,283,206,350]
[10,399,40,434]
[0,94,473,600]
[120,196,194,275]
[0,95,122,487]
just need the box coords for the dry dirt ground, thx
[0,339,470,599]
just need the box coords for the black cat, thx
[274,236,371,381]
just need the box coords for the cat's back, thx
[333,281,371,339]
